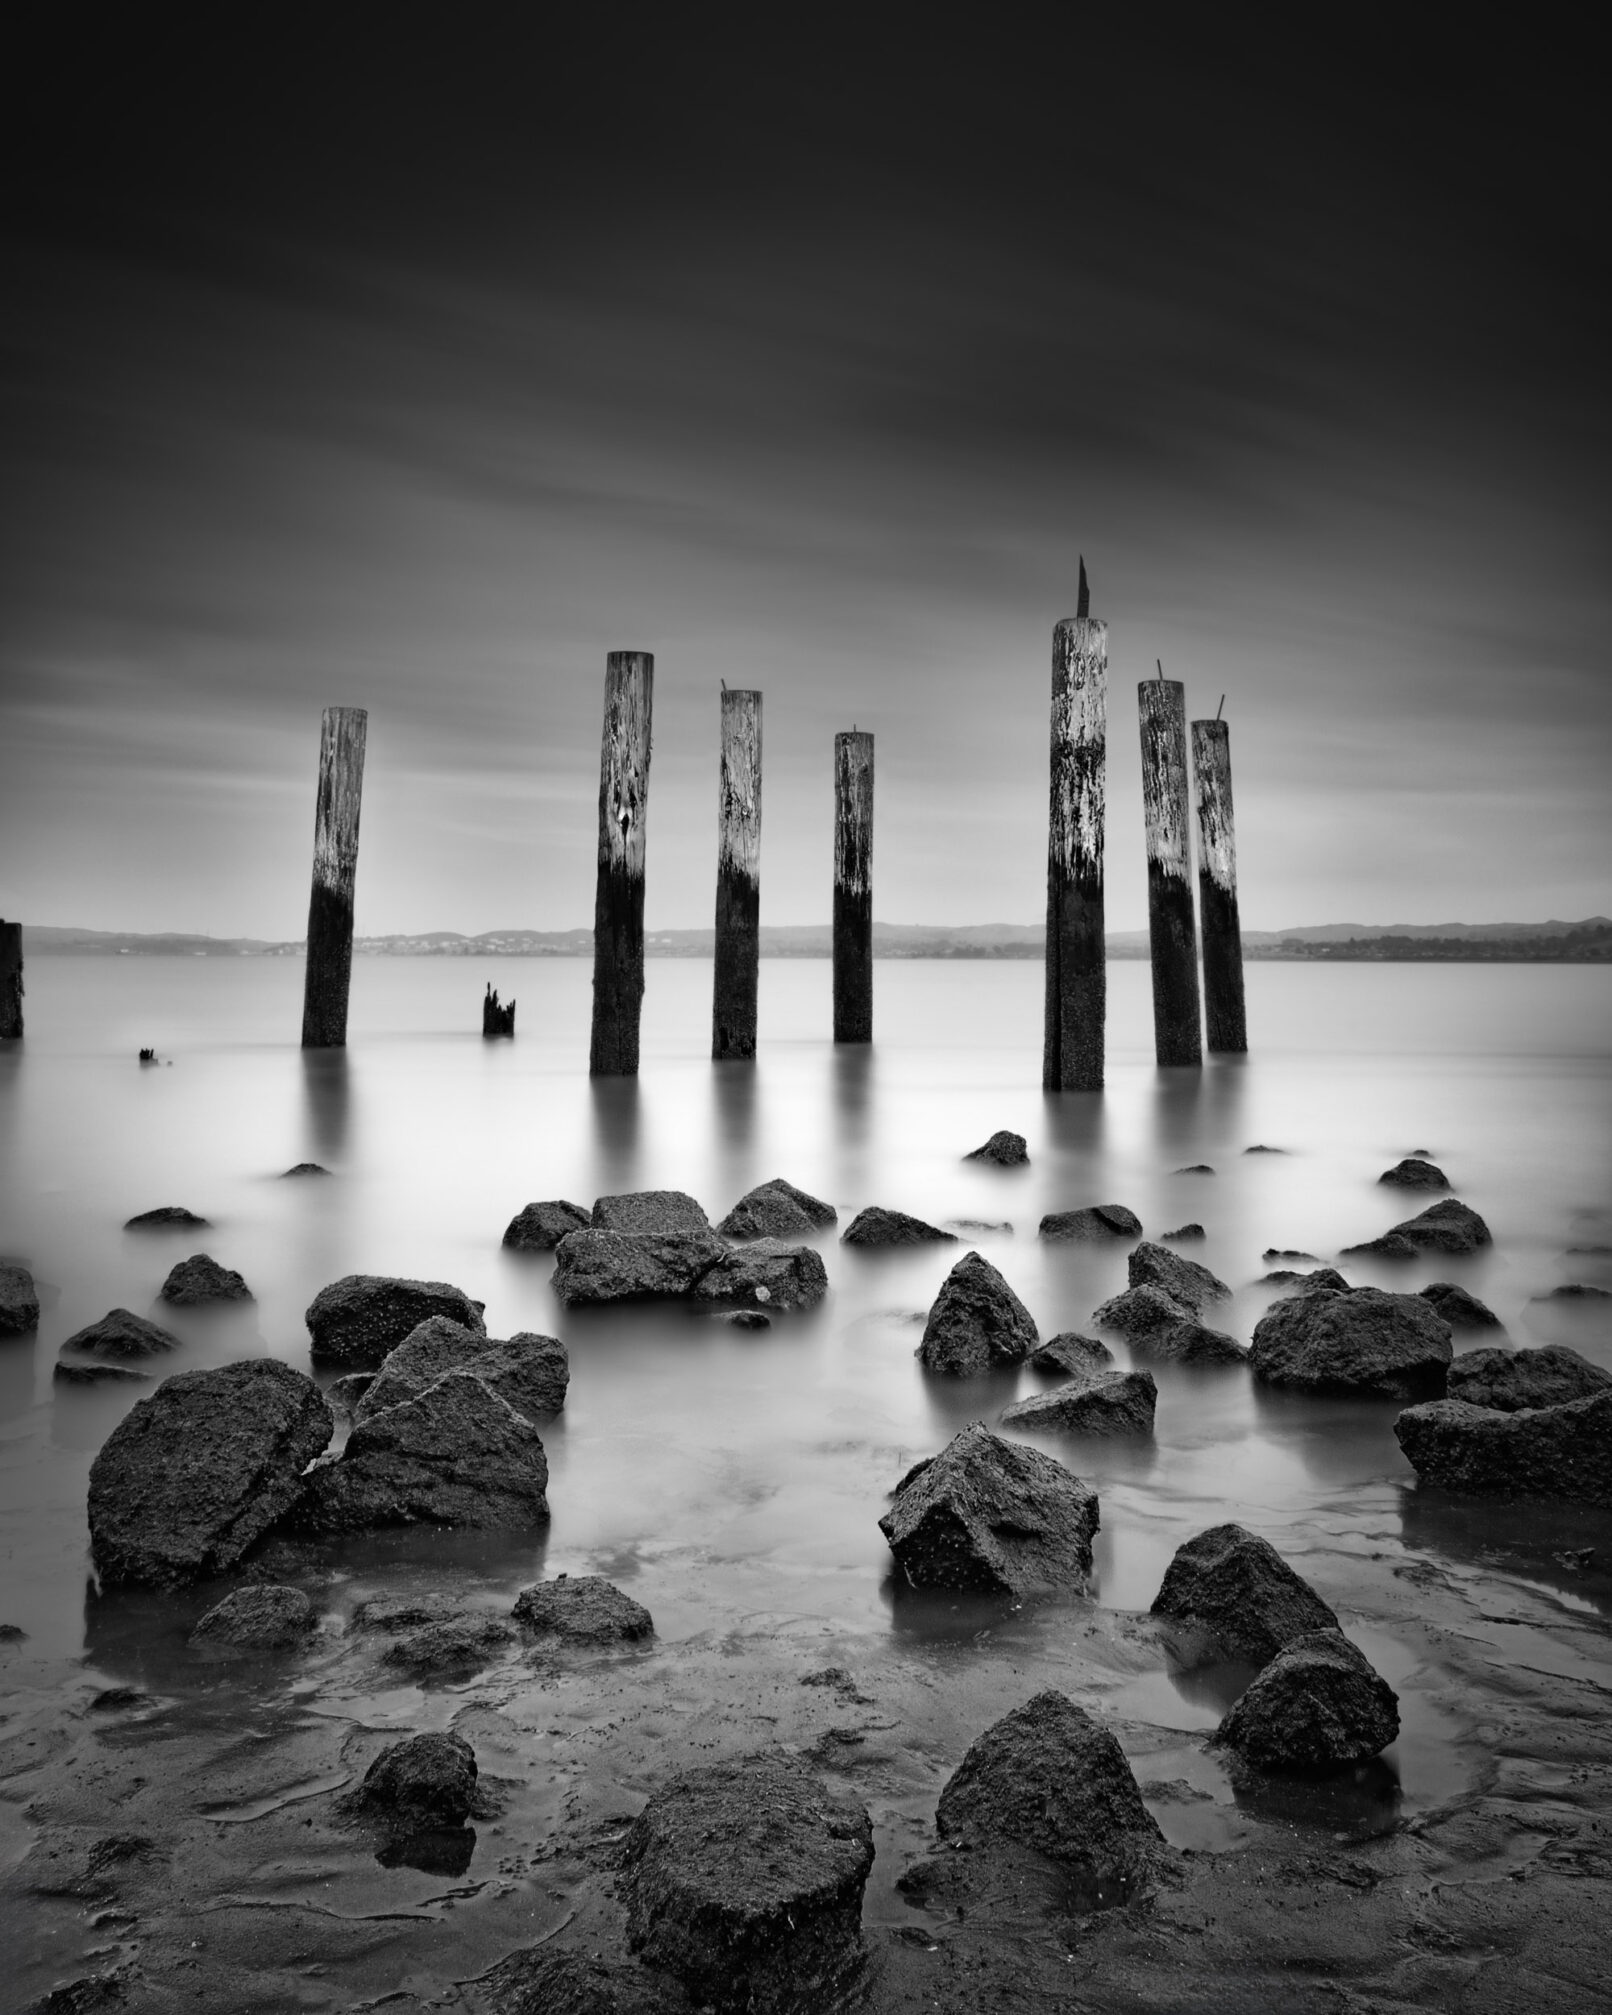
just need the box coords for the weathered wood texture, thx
[299,707,368,1049]
[832,731,874,1044]
[482,985,516,1036]
[1043,618,1107,1089]
[712,688,762,1060]
[590,651,654,1076]
[0,920,23,1039]
[1139,679,1202,1067]
[1192,717,1247,1053]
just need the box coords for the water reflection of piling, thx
[1043,561,1107,1091]
[1192,716,1248,1054]
[588,1075,643,1190]
[590,651,654,1077]
[0,921,22,1038]
[1139,673,1202,1067]
[832,731,874,1044]
[300,1046,353,1161]
[300,707,367,1049]
[712,688,762,1061]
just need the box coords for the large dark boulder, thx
[59,1309,180,1361]
[189,1585,314,1650]
[1000,1370,1156,1437]
[691,1239,829,1310]
[1216,1630,1400,1775]
[1393,1391,1612,1507]
[296,1370,549,1532]
[513,1574,653,1644]
[501,1199,590,1251]
[551,1230,728,1306]
[965,1130,1029,1165]
[1447,1343,1610,1411]
[716,1188,816,1239]
[355,1316,489,1419]
[0,1262,39,1335]
[935,1690,1168,1896]
[358,1731,477,1829]
[1127,1240,1231,1309]
[305,1275,485,1370]
[841,1206,956,1246]
[879,1422,1099,1597]
[592,1190,711,1235]
[1149,1523,1340,1666]
[1251,1285,1452,1397]
[1039,1203,1141,1242]
[1030,1332,1114,1378]
[1347,1198,1492,1259]
[622,1751,874,2015]
[917,1251,1037,1374]
[1420,1281,1501,1329]
[158,1252,252,1304]
[1378,1158,1449,1190]
[123,1205,211,1230]
[88,1360,332,1587]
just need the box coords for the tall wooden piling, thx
[0,920,22,1039]
[1139,671,1202,1066]
[590,650,654,1076]
[1192,715,1247,1053]
[299,707,367,1049]
[712,687,762,1060]
[832,730,874,1044]
[1043,562,1107,1090]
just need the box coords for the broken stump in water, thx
[481,985,515,1036]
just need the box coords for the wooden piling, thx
[299,707,367,1049]
[482,984,516,1036]
[589,650,654,1076]
[1043,562,1107,1090]
[832,730,874,1044]
[1192,716,1248,1053]
[712,687,762,1060]
[1138,673,1202,1066]
[0,920,22,1039]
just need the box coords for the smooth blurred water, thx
[2,955,1609,1792]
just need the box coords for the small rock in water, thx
[501,1198,590,1250]
[358,1731,478,1830]
[1029,1332,1114,1379]
[1251,1285,1452,1397]
[1244,1144,1288,1154]
[1263,1248,1317,1262]
[1446,1343,1609,1411]
[1260,1267,1349,1292]
[1039,1203,1142,1242]
[280,1161,330,1177]
[55,1361,151,1385]
[692,1239,828,1310]
[123,1205,210,1230]
[1089,1282,1190,1336]
[592,1189,711,1235]
[1151,1522,1340,1667]
[841,1205,957,1246]
[551,1229,728,1306]
[1395,1390,1612,1506]
[1176,1164,1215,1174]
[1000,1370,1156,1437]
[380,1616,514,1678]
[717,1186,816,1239]
[1540,1281,1612,1300]
[1162,1222,1206,1241]
[1378,1157,1449,1190]
[1346,1197,1492,1260]
[716,1308,771,1329]
[0,1262,41,1335]
[1419,1281,1501,1328]
[59,1308,180,1361]
[745,1178,838,1228]
[305,1274,485,1369]
[351,1592,466,1634]
[1128,1239,1231,1309]
[964,1129,1029,1165]
[158,1253,252,1305]
[189,1585,315,1650]
[947,1217,1013,1235]
[513,1573,654,1644]
[917,1250,1038,1374]
[1216,1630,1400,1776]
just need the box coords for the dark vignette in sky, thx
[1,18,1607,935]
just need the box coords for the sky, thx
[2,19,1607,938]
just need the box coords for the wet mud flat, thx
[4,1498,1610,2015]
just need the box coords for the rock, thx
[355,1316,498,1419]
[1092,1284,1245,1362]
[88,1359,332,1587]
[471,1946,692,2015]
[1263,1249,1317,1262]
[692,1239,829,1310]
[1162,1222,1205,1241]
[352,1591,467,1633]
[964,1129,1029,1165]
[1419,1281,1500,1328]
[592,1190,711,1234]
[747,1178,837,1228]
[551,1229,728,1306]
[1000,1370,1156,1436]
[305,1275,485,1370]
[1029,1332,1114,1378]
[1150,1523,1340,1665]
[1177,1164,1215,1174]
[1260,1267,1350,1292]
[1216,1630,1400,1776]
[381,1617,514,1678]
[1394,1391,1612,1506]
[879,1422,1099,1597]
[840,1206,956,1246]
[58,1308,180,1361]
[935,1690,1168,1895]
[513,1573,654,1643]
[54,1362,150,1386]
[158,1252,251,1304]
[622,1750,874,2014]
[1340,1231,1420,1259]
[358,1731,477,1829]
[917,1251,1037,1374]
[188,1585,314,1650]
[502,1199,590,1250]
[716,1187,817,1239]
[471,1333,570,1417]
[327,1372,374,1418]
[0,1262,41,1334]
[1378,1157,1449,1190]
[1369,1197,1492,1257]
[296,1369,549,1532]
[1039,1203,1141,1241]
[1251,1285,1452,1397]
[715,1309,771,1330]
[123,1205,210,1229]
[1447,1343,1609,1411]
[1091,1282,1189,1335]
[281,1162,330,1177]
[1244,1144,1287,1154]
[1128,1239,1231,1309]
[948,1218,1012,1235]
[1542,1282,1612,1299]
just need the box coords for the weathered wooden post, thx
[712,686,762,1060]
[590,650,654,1076]
[1043,561,1107,1090]
[482,984,516,1036]
[1139,666,1202,1066]
[300,707,367,1049]
[832,730,874,1044]
[0,920,22,1039]
[1192,711,1248,1053]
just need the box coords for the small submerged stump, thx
[481,984,516,1036]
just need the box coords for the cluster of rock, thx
[1395,1344,1612,1508]
[1092,1242,1244,1364]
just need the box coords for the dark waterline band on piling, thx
[1043,563,1107,1091]
[712,688,762,1061]
[0,920,22,1039]
[299,707,367,1050]
[832,730,874,1044]
[1193,716,1248,1053]
[1139,676,1202,1067]
[590,651,654,1077]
